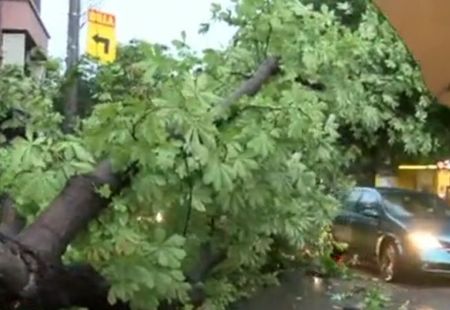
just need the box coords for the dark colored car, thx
[332,187,450,282]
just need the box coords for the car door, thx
[332,189,362,247]
[352,189,382,257]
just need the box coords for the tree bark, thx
[221,56,280,108]
[18,160,124,260]
[0,194,25,237]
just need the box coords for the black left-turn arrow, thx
[93,34,110,54]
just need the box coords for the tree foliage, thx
[0,1,449,309]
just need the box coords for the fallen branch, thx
[179,56,281,306]
[0,161,132,308]
[0,56,283,309]
[17,160,127,260]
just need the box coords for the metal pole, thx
[64,0,81,132]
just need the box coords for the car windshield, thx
[381,191,450,218]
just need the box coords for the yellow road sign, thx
[86,9,117,63]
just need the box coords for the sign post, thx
[86,9,117,63]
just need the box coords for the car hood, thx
[395,216,450,236]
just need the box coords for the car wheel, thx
[378,242,399,282]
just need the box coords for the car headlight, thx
[408,232,441,250]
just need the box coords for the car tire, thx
[378,242,400,282]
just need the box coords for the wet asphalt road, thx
[233,268,450,310]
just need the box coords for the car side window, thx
[343,190,362,211]
[355,190,379,213]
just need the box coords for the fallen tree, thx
[0,54,281,309]
[0,1,449,309]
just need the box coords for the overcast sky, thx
[41,0,236,61]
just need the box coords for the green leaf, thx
[246,132,275,158]
[203,160,235,192]
[72,142,95,163]
[96,184,112,198]
[165,234,185,247]
[233,157,258,180]
[71,161,95,173]
[154,228,167,243]
[191,185,212,212]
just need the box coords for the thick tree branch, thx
[220,56,280,108]
[0,241,30,300]
[0,161,133,308]
[0,194,25,237]
[17,160,126,260]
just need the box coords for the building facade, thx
[0,0,49,67]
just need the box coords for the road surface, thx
[233,267,450,310]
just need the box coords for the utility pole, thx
[64,0,81,132]
[0,0,4,66]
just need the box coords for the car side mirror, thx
[362,208,379,218]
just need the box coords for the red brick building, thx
[0,0,49,67]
